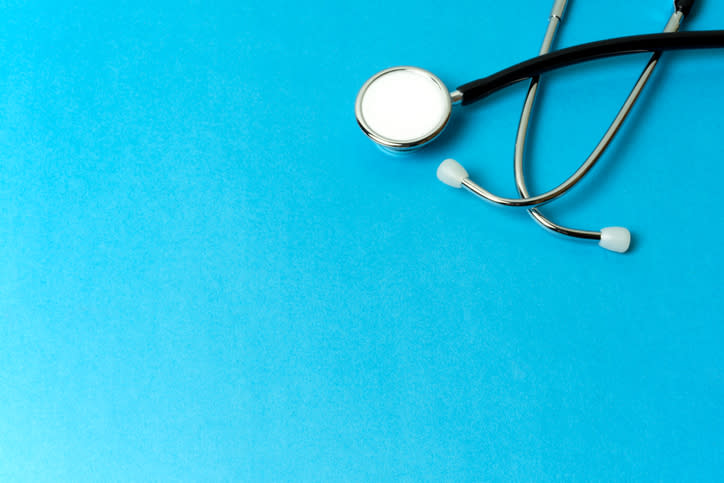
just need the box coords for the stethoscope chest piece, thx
[355,66,452,153]
[352,1,724,253]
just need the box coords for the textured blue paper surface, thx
[2,0,723,480]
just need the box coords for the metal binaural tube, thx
[457,9,684,210]
[513,9,683,240]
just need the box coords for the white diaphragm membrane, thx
[355,67,452,151]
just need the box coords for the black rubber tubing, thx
[457,30,724,105]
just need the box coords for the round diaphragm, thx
[355,66,452,153]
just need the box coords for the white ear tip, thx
[437,159,469,188]
[599,227,631,253]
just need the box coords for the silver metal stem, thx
[512,10,683,239]
[549,0,568,22]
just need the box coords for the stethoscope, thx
[355,0,723,253]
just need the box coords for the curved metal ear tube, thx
[507,7,684,253]
[436,159,631,253]
[434,4,687,254]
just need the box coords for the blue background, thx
[2,0,723,480]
